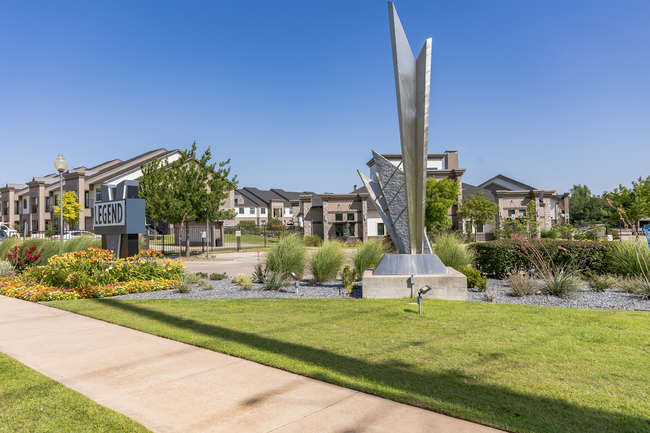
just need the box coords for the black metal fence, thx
[147,225,304,256]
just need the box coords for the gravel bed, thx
[468,279,650,311]
[111,279,362,300]
[110,278,650,311]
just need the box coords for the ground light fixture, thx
[411,285,432,315]
[290,272,299,295]
[54,154,67,240]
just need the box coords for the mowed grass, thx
[0,352,150,433]
[50,298,650,433]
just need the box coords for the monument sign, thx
[94,180,145,258]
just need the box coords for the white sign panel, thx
[94,200,126,227]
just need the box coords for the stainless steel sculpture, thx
[358,2,436,257]
[389,1,431,254]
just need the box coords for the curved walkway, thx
[0,295,503,433]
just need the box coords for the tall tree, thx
[569,184,607,225]
[604,176,650,228]
[53,191,83,231]
[526,200,539,236]
[139,142,238,256]
[457,191,499,242]
[424,177,459,234]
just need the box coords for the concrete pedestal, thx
[362,267,467,300]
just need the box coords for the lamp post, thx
[54,154,67,240]
[206,185,211,259]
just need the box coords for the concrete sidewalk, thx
[0,295,503,433]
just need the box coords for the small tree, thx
[424,177,459,234]
[569,184,607,225]
[140,142,238,256]
[53,191,83,231]
[457,192,499,242]
[604,176,650,228]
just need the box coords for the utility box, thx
[93,180,145,258]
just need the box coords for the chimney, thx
[444,150,458,170]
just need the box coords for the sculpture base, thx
[362,267,467,300]
[374,253,449,275]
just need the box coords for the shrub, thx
[0,260,15,277]
[209,272,227,281]
[616,276,639,294]
[456,266,487,291]
[309,240,345,283]
[583,270,617,292]
[470,239,614,279]
[176,274,196,293]
[607,238,648,277]
[304,235,323,247]
[195,272,208,279]
[543,269,582,297]
[341,265,354,294]
[262,270,286,290]
[637,279,650,299]
[265,233,306,278]
[267,218,283,228]
[432,233,474,270]
[5,243,42,272]
[232,273,254,289]
[352,238,387,278]
[506,274,539,297]
[237,220,257,232]
[540,228,559,239]
[198,279,213,290]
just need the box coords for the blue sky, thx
[1,0,649,196]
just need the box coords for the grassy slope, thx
[0,352,150,433]
[50,298,650,433]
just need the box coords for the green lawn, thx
[50,298,650,433]
[0,352,150,433]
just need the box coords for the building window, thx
[23,199,27,210]
[519,210,526,217]
[477,224,484,233]
[239,207,244,214]
[347,213,354,221]
[508,210,515,218]
[335,213,343,222]
[261,208,266,215]
[335,224,344,237]
[370,173,376,181]
[96,188,101,202]
[273,209,281,218]
[377,223,385,236]
[45,197,51,212]
[288,208,293,215]
[85,192,89,208]
[261,221,266,227]
[14,201,19,214]
[250,207,255,215]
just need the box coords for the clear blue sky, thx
[1,0,649,196]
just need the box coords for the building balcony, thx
[31,205,38,213]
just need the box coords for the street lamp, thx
[54,154,67,240]
[206,185,211,259]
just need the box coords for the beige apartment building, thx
[1,148,569,243]
[1,149,183,233]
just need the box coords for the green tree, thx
[457,192,499,242]
[53,191,83,230]
[494,218,527,239]
[604,176,650,227]
[139,142,238,256]
[569,184,607,225]
[424,177,459,234]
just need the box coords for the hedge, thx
[468,239,615,279]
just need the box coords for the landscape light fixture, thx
[54,154,67,240]
[290,272,300,295]
[417,285,432,315]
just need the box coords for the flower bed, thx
[0,247,184,302]
[0,277,179,302]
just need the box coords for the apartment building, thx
[0,149,183,233]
